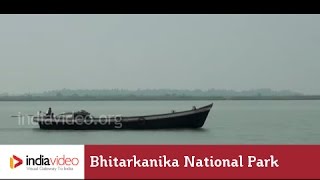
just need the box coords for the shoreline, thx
[0,95,320,101]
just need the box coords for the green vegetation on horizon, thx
[0,88,303,97]
[0,95,320,101]
[0,88,319,101]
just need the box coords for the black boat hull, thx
[34,103,213,130]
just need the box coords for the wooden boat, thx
[32,103,213,130]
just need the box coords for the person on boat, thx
[46,107,53,117]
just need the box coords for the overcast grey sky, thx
[0,15,319,95]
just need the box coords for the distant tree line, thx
[1,88,319,101]
[10,88,303,97]
[0,95,320,101]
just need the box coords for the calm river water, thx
[0,100,319,144]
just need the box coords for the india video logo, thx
[10,155,23,169]
[25,155,79,166]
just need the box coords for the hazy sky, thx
[0,14,320,95]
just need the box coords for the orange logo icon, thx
[10,155,23,169]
